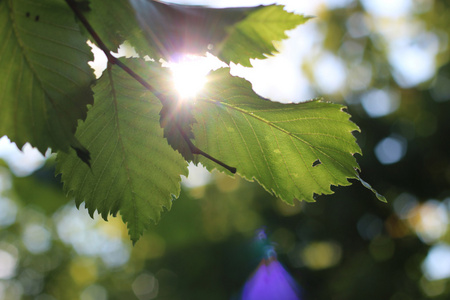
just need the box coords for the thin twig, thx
[176,124,237,174]
[65,0,161,100]
[65,0,237,173]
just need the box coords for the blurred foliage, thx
[1,0,450,299]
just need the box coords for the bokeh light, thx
[54,203,131,268]
[360,0,412,18]
[422,243,450,281]
[313,52,347,95]
[0,197,17,227]
[0,248,18,280]
[22,224,52,254]
[132,273,159,300]
[300,241,342,270]
[406,200,448,244]
[374,135,407,165]
[80,284,108,300]
[361,89,400,118]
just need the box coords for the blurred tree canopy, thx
[1,0,450,300]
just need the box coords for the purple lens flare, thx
[242,257,301,300]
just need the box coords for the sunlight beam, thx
[171,60,207,99]
[164,53,227,100]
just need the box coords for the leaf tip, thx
[358,175,387,203]
[131,237,140,246]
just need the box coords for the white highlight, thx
[374,135,407,165]
[182,162,212,188]
[361,89,400,118]
[0,136,49,177]
[0,248,17,279]
[164,54,226,100]
[423,243,450,280]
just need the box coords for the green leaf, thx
[56,59,188,243]
[217,5,311,67]
[84,0,160,58]
[128,0,257,58]
[191,68,361,204]
[160,97,197,161]
[84,2,308,67]
[84,0,250,60]
[0,0,94,154]
[82,0,132,52]
[358,175,387,203]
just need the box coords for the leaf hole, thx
[35,15,40,22]
[25,12,30,18]
[312,159,321,167]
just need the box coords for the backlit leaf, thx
[128,0,256,58]
[217,5,311,67]
[125,2,307,66]
[192,68,361,204]
[84,0,160,58]
[0,0,94,154]
[57,59,188,243]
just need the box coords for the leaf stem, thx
[65,0,237,173]
[175,124,237,174]
[64,0,161,100]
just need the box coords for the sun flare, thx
[171,59,207,99]
[165,54,226,100]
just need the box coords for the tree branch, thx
[65,0,237,173]
[65,0,160,100]
[175,124,236,174]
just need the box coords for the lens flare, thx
[241,229,302,300]
[242,257,301,300]
[164,53,226,100]
[171,60,207,99]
